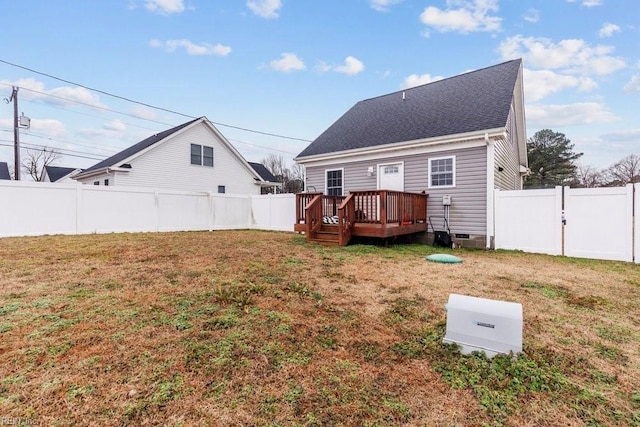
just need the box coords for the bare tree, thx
[572,164,604,188]
[22,147,61,181]
[261,154,304,193]
[604,154,640,185]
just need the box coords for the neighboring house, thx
[0,162,10,180]
[44,166,83,183]
[74,117,278,194]
[247,162,282,194]
[295,59,528,248]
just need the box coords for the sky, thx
[0,0,638,175]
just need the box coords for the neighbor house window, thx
[429,156,455,187]
[104,179,109,186]
[191,144,214,167]
[326,169,343,196]
[218,185,225,194]
[93,181,99,185]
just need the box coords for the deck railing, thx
[296,190,427,227]
[304,194,324,243]
[337,193,355,246]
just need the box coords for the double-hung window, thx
[326,169,343,196]
[429,156,455,188]
[191,144,214,167]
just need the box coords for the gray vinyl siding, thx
[495,107,522,191]
[305,145,488,235]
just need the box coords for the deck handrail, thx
[296,192,322,223]
[337,193,355,246]
[304,194,324,243]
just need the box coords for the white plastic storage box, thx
[443,294,523,358]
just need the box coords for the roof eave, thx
[295,127,507,164]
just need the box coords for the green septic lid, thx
[426,254,463,264]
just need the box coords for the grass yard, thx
[0,230,638,426]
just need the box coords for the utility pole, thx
[8,86,20,181]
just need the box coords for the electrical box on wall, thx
[442,195,451,206]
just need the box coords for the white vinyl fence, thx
[0,181,295,238]
[495,184,638,263]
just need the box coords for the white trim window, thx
[325,168,344,196]
[191,144,214,167]
[429,156,455,188]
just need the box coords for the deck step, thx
[311,226,340,246]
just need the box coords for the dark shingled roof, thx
[82,117,201,173]
[0,162,10,180]
[45,165,80,182]
[248,162,278,182]
[297,59,522,158]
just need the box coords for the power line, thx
[0,141,103,161]
[0,58,313,143]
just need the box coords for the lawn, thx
[0,230,638,426]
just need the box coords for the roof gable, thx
[248,162,278,182]
[297,59,522,159]
[80,117,201,174]
[45,165,81,182]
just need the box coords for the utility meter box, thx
[442,195,451,206]
[443,294,523,358]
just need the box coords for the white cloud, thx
[149,39,231,56]
[600,129,640,142]
[370,0,402,12]
[29,119,68,139]
[334,56,365,76]
[598,22,621,38]
[247,0,282,19]
[103,120,127,132]
[527,102,617,127]
[523,8,539,23]
[524,69,597,101]
[144,0,185,14]
[582,0,603,6]
[130,106,158,121]
[624,74,640,92]
[0,78,106,109]
[499,35,626,76]
[420,0,502,34]
[402,73,444,89]
[269,53,306,73]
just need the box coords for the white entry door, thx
[378,162,404,191]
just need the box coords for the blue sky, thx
[0,0,638,173]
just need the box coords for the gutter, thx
[295,127,507,164]
[74,166,131,180]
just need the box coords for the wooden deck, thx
[295,191,428,246]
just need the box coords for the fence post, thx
[75,182,83,235]
[208,192,214,232]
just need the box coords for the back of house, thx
[295,59,528,248]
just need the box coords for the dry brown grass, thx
[0,230,638,426]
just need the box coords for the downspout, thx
[485,133,495,249]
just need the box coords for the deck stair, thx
[310,224,340,246]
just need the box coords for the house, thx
[294,59,527,248]
[247,162,282,194]
[74,117,279,194]
[43,166,83,183]
[0,162,10,180]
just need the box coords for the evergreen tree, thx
[524,129,583,188]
